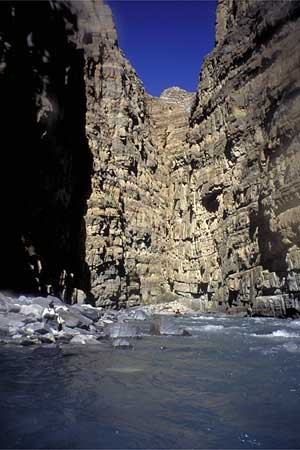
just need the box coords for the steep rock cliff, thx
[167,0,300,315]
[81,4,169,307]
[0,0,173,307]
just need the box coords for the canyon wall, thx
[166,0,300,316]
[0,1,93,300]
[0,0,299,315]
[0,0,172,307]
[80,3,168,307]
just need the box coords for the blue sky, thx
[107,1,217,96]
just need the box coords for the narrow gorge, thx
[1,0,300,317]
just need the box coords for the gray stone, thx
[111,338,133,349]
[20,337,41,346]
[19,304,44,320]
[30,296,64,308]
[73,305,100,322]
[0,296,10,313]
[70,334,100,345]
[105,322,141,339]
[150,316,185,336]
[23,321,51,335]
[57,309,93,329]
[40,333,56,344]
[132,309,148,321]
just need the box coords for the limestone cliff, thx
[0,0,299,316]
[80,5,168,307]
[168,0,300,316]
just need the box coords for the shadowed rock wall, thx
[0,1,92,300]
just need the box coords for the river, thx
[1,314,300,448]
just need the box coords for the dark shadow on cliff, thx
[0,1,93,301]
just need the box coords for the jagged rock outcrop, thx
[0,0,299,316]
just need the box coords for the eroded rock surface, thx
[163,0,300,316]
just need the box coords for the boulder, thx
[16,295,32,305]
[8,303,21,313]
[73,305,100,322]
[0,296,10,313]
[73,289,87,305]
[150,316,189,336]
[40,334,56,344]
[23,322,51,335]
[31,295,64,308]
[19,304,44,320]
[0,296,21,313]
[57,309,93,329]
[102,310,119,320]
[2,313,28,336]
[111,338,133,349]
[8,312,34,324]
[105,322,141,339]
[132,309,148,321]
[70,334,100,345]
[20,337,41,346]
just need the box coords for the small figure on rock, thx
[43,301,65,331]
[57,314,65,332]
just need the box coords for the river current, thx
[1,314,300,449]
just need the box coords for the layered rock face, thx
[1,0,299,316]
[76,0,300,315]
[168,0,300,315]
[81,5,169,307]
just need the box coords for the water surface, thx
[1,315,300,448]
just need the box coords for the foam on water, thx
[250,329,300,339]
[252,317,275,323]
[288,320,300,328]
[190,315,216,321]
[200,324,224,332]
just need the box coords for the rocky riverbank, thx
[0,294,193,348]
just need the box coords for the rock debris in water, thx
[0,293,192,346]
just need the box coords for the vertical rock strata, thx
[0,0,299,316]
[171,0,300,315]
[80,3,169,307]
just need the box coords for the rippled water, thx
[1,315,300,449]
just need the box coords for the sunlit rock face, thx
[0,0,299,315]
[79,0,300,314]
[168,0,300,315]
[80,4,169,307]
